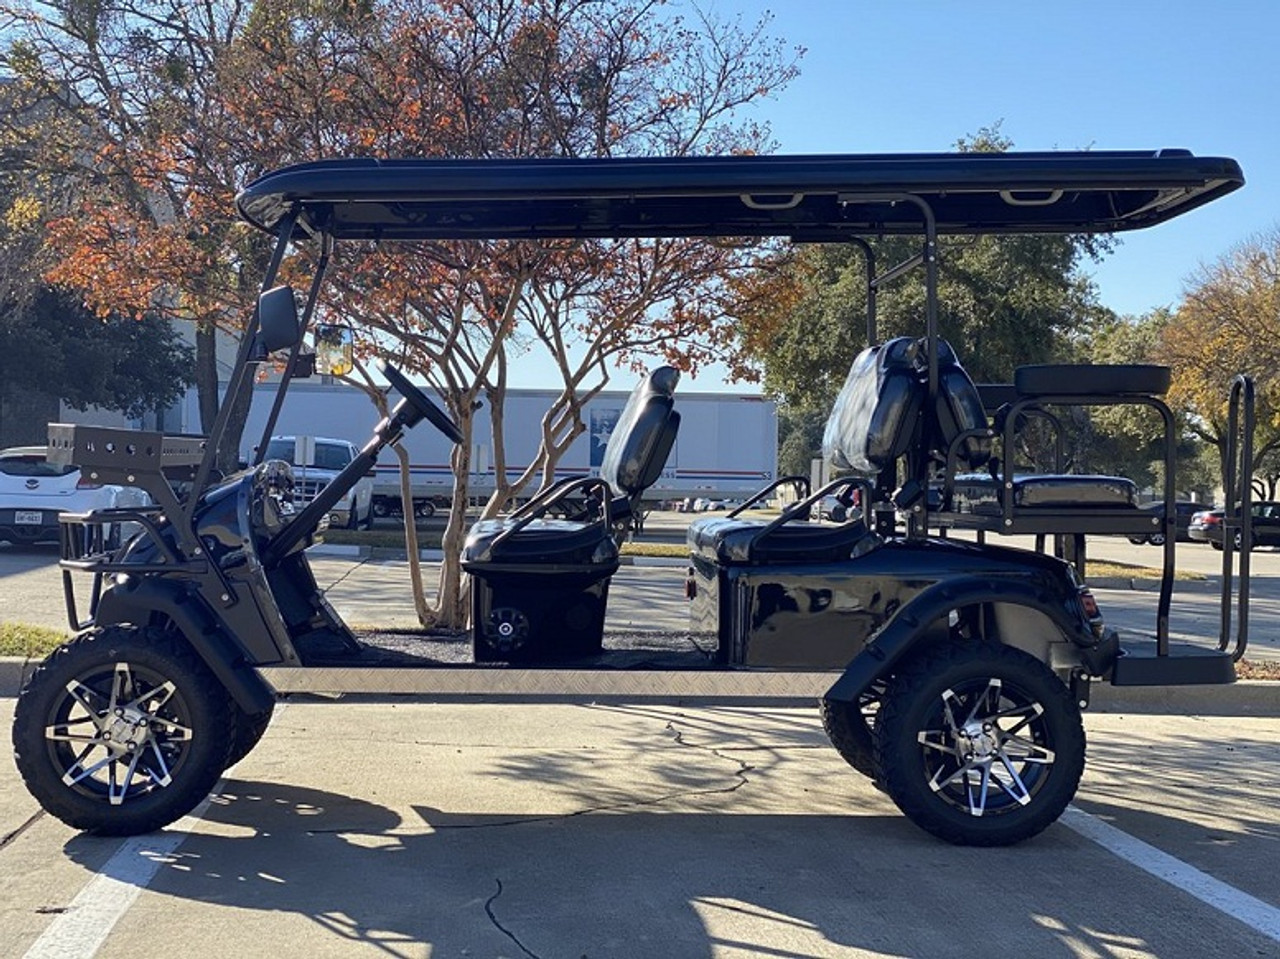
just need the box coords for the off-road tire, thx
[819,682,884,780]
[874,642,1085,847]
[225,702,275,769]
[12,626,235,836]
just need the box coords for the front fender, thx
[823,575,1099,705]
[94,579,276,714]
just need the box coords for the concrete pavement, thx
[3,528,1280,957]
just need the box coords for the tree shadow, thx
[52,705,1280,958]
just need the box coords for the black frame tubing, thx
[1220,374,1254,661]
[190,208,299,503]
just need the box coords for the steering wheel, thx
[379,361,464,444]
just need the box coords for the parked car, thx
[1188,501,1280,550]
[0,446,149,547]
[1127,501,1214,545]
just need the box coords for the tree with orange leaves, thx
[1155,228,1280,495]
[4,0,799,627]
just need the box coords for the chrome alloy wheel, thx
[917,676,1056,818]
[44,661,198,806]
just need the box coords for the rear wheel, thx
[819,681,885,780]
[12,626,235,835]
[415,499,436,519]
[874,642,1085,847]
[1148,532,1166,546]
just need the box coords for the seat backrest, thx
[823,337,990,478]
[932,340,991,471]
[822,337,923,476]
[600,366,681,499]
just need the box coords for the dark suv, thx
[1127,501,1214,545]
[1189,501,1280,550]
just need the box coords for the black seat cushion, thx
[1015,364,1171,397]
[462,518,620,570]
[600,366,681,498]
[948,473,1137,513]
[688,516,870,565]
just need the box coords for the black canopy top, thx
[235,150,1243,242]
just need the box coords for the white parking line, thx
[22,791,219,959]
[1061,805,1280,943]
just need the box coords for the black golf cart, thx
[12,149,1255,846]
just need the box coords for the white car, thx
[262,435,375,529]
[0,446,150,547]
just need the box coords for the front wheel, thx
[12,626,235,835]
[225,702,275,769]
[874,642,1085,847]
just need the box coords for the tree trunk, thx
[195,323,219,434]
[434,404,475,629]
[394,441,434,626]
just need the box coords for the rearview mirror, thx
[257,286,301,354]
[315,324,354,376]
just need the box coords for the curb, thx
[0,655,1274,713]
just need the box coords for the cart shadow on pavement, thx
[49,706,1280,958]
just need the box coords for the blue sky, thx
[512,1,1278,389]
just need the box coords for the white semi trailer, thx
[239,379,777,516]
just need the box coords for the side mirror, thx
[257,286,301,354]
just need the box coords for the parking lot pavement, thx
[2,698,1278,959]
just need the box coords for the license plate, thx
[14,510,44,525]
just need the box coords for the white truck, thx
[241,380,777,517]
[260,435,376,529]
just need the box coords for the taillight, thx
[1078,587,1105,638]
[76,477,103,490]
[1204,514,1222,527]
[1079,589,1100,619]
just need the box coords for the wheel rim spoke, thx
[64,680,103,718]
[110,749,146,805]
[109,662,134,714]
[63,750,114,787]
[144,739,174,786]
[127,680,176,715]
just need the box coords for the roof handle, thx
[740,193,804,210]
[999,189,1064,207]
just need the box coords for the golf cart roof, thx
[236,149,1243,242]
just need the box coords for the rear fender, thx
[94,579,276,714]
[823,575,1096,705]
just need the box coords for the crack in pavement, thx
[0,809,46,852]
[484,878,542,959]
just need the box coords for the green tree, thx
[731,129,1114,467]
[0,285,193,426]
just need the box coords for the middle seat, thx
[687,336,927,567]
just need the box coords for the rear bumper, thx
[0,508,60,542]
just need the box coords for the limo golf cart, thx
[12,149,1254,846]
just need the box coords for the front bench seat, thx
[462,367,680,661]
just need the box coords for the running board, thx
[260,666,838,702]
[1110,642,1236,687]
